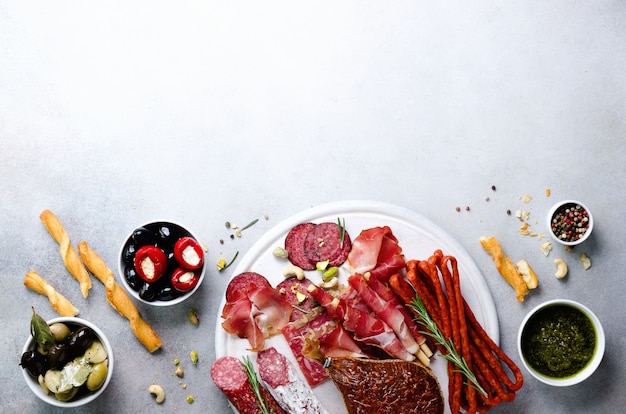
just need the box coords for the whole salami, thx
[211,356,285,414]
[257,347,330,414]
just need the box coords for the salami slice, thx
[276,277,318,322]
[210,356,285,414]
[225,272,272,302]
[284,222,317,270]
[257,347,330,414]
[304,222,352,267]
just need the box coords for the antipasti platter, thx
[215,200,500,414]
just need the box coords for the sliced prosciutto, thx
[221,272,292,351]
[307,283,415,361]
[278,276,367,386]
[365,273,433,361]
[348,273,420,355]
[346,226,405,281]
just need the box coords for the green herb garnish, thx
[337,217,346,248]
[219,251,239,272]
[241,356,274,414]
[409,297,487,397]
[241,218,259,231]
[30,307,54,353]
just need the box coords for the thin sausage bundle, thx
[389,250,523,413]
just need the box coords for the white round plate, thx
[215,200,498,414]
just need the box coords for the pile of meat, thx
[212,221,522,414]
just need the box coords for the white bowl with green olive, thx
[20,311,114,407]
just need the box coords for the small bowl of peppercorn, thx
[119,220,207,306]
[546,200,593,246]
[517,299,605,386]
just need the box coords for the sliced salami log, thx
[304,222,352,267]
[225,271,272,302]
[211,356,286,414]
[257,347,330,414]
[284,222,317,270]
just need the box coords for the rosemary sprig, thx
[241,218,259,231]
[337,217,346,248]
[241,356,274,414]
[409,296,487,397]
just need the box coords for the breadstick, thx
[23,271,80,317]
[77,241,162,353]
[479,236,528,302]
[39,210,92,298]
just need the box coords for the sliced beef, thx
[325,357,444,414]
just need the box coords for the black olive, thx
[122,242,137,266]
[131,226,157,246]
[124,266,142,291]
[47,343,71,369]
[67,327,96,357]
[156,284,179,301]
[139,281,158,302]
[20,350,47,378]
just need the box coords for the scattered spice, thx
[491,185,496,191]
[506,209,511,215]
[455,207,461,212]
[465,206,470,211]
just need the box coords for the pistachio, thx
[272,246,289,258]
[188,308,200,325]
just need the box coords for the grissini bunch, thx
[23,270,80,317]
[39,210,92,298]
[78,241,162,353]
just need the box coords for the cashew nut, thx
[319,276,338,290]
[148,384,165,404]
[554,258,568,279]
[283,265,305,280]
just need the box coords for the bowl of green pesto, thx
[517,299,605,386]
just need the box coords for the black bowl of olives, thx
[21,314,114,407]
[119,220,206,306]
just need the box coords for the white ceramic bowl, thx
[21,317,114,407]
[517,299,604,386]
[546,200,593,246]
[119,220,206,306]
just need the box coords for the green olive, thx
[84,340,107,364]
[55,387,79,401]
[86,361,108,391]
[49,323,71,342]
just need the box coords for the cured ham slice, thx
[348,273,420,354]
[365,273,433,362]
[278,276,367,386]
[221,272,292,351]
[257,347,330,414]
[321,358,444,414]
[347,226,405,281]
[307,283,414,361]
